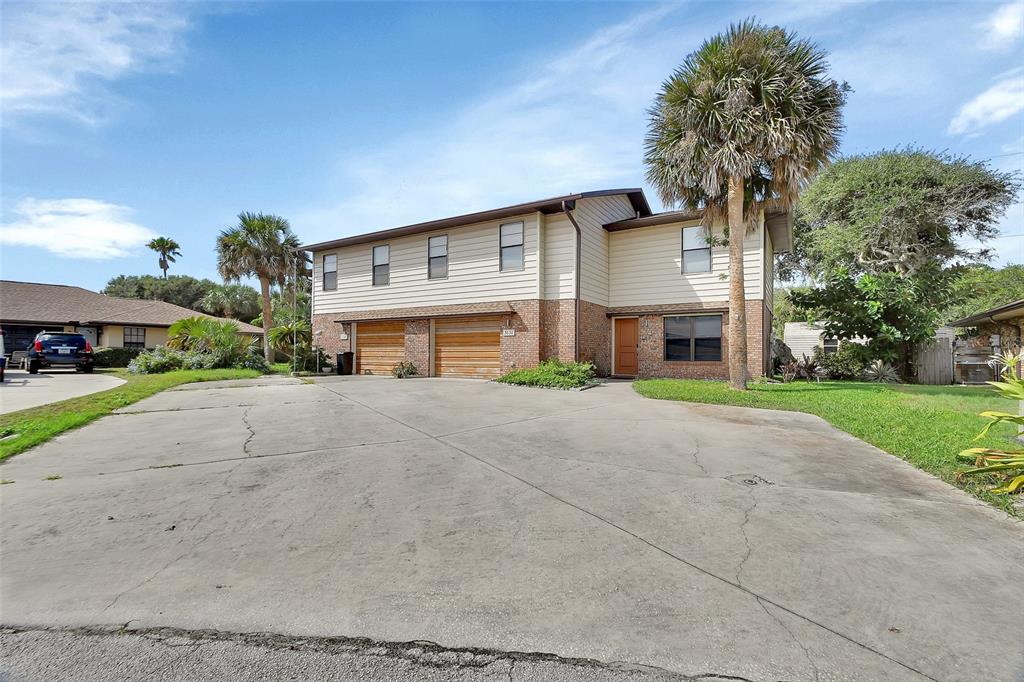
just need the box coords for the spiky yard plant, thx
[957,350,1024,495]
[645,19,847,389]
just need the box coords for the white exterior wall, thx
[574,196,636,306]
[764,228,774,312]
[783,322,825,358]
[542,213,576,300]
[312,213,540,314]
[608,219,764,308]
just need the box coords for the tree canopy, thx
[103,275,214,311]
[945,264,1024,322]
[778,149,1020,282]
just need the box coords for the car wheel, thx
[28,360,39,375]
[82,365,94,374]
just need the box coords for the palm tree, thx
[147,237,182,278]
[216,212,299,362]
[200,283,261,322]
[644,19,846,389]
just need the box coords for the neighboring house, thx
[949,299,1024,384]
[304,189,792,379]
[783,321,955,383]
[782,322,884,358]
[0,280,263,354]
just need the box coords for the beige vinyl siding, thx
[312,214,540,314]
[574,196,636,306]
[608,220,764,308]
[783,322,825,358]
[542,213,576,300]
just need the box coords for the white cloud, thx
[293,2,869,240]
[0,3,190,125]
[0,198,158,259]
[979,1,1024,50]
[296,5,688,236]
[948,71,1024,135]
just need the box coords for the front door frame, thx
[611,316,639,377]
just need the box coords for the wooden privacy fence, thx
[914,337,954,385]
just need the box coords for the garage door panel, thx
[356,321,406,375]
[434,317,502,379]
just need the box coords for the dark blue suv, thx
[27,332,94,374]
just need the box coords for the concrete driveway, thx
[0,367,124,414]
[1,376,1021,681]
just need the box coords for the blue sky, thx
[2,1,1022,291]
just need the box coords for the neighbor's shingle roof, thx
[0,280,264,334]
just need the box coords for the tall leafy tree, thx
[216,212,299,361]
[778,149,1020,282]
[645,19,846,389]
[103,274,214,310]
[147,237,182,278]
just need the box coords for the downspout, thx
[561,199,581,363]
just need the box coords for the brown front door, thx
[614,318,638,376]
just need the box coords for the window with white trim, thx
[823,337,839,354]
[664,315,722,361]
[681,226,712,274]
[323,254,337,291]
[428,235,448,279]
[499,222,524,271]
[372,245,389,286]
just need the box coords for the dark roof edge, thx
[604,207,790,232]
[948,299,1024,327]
[301,189,650,252]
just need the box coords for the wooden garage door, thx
[356,321,405,375]
[434,317,502,379]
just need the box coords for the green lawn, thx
[633,379,1020,516]
[0,368,261,462]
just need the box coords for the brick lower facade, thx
[312,298,768,379]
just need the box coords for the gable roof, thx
[0,280,264,334]
[948,299,1024,327]
[300,189,651,252]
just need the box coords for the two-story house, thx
[304,188,791,380]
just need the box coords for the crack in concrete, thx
[756,598,821,682]
[318,383,939,682]
[241,406,257,456]
[98,438,430,476]
[690,435,709,477]
[0,624,770,681]
[734,490,759,586]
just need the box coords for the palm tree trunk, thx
[727,175,748,390]
[259,275,274,362]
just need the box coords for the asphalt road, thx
[1,376,1021,681]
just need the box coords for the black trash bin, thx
[337,352,354,376]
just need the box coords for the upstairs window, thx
[124,326,146,349]
[500,222,524,271]
[664,315,722,362]
[322,254,337,291]
[428,235,448,279]
[372,245,390,286]
[681,226,712,274]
